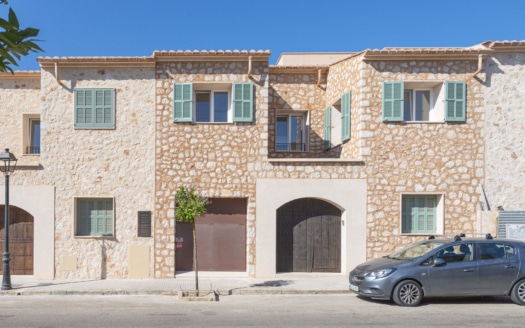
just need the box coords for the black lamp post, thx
[0,148,17,290]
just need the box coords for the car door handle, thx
[464,268,476,272]
[505,265,516,269]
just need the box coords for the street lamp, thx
[0,148,17,290]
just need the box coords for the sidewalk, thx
[0,272,352,296]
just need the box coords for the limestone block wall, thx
[39,66,156,279]
[483,52,525,210]
[359,59,485,257]
[154,60,269,278]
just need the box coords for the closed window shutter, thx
[76,198,114,236]
[382,82,404,121]
[138,211,152,237]
[402,195,436,234]
[323,107,331,150]
[445,81,466,121]
[341,92,351,141]
[232,82,253,122]
[75,89,115,128]
[173,83,193,122]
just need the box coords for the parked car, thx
[349,234,525,306]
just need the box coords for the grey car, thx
[349,234,525,306]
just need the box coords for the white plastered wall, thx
[0,185,55,279]
[255,178,367,277]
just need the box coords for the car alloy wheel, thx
[393,280,423,306]
[511,279,525,305]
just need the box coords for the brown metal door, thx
[0,206,34,275]
[175,198,247,272]
[277,198,341,273]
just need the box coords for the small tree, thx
[174,186,208,295]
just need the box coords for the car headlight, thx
[364,268,395,279]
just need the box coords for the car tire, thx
[511,279,525,305]
[393,280,423,307]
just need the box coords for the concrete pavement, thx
[0,272,352,297]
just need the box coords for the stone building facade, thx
[1,41,524,280]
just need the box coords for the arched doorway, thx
[276,198,341,273]
[0,206,34,275]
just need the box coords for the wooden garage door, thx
[277,198,341,273]
[175,198,246,272]
[0,206,34,275]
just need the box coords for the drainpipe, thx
[247,56,252,77]
[472,54,484,78]
[316,69,322,88]
[54,62,60,84]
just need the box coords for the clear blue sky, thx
[2,0,524,71]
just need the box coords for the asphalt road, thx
[0,294,522,328]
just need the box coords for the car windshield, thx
[387,241,447,260]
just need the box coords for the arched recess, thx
[0,205,34,275]
[276,198,341,273]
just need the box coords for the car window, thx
[436,243,473,263]
[479,243,515,260]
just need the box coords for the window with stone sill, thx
[276,112,308,152]
[173,82,253,123]
[401,193,444,235]
[382,81,466,123]
[23,114,40,154]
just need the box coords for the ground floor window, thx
[401,194,443,234]
[75,198,114,237]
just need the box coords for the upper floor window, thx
[23,114,40,155]
[173,82,253,123]
[383,81,466,122]
[276,112,307,152]
[74,89,116,129]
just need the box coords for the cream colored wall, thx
[39,66,156,279]
[255,178,367,277]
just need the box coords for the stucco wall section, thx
[39,67,156,279]
[483,53,525,210]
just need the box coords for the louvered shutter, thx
[323,107,331,150]
[75,89,115,128]
[232,82,253,122]
[138,211,152,237]
[382,82,404,121]
[341,92,351,141]
[445,81,466,121]
[173,83,193,122]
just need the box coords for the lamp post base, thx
[2,252,11,290]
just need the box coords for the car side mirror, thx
[433,257,446,267]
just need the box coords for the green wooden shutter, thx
[323,107,331,150]
[232,82,253,122]
[75,89,115,128]
[382,82,404,121]
[402,195,436,234]
[173,83,193,122]
[445,81,466,121]
[341,92,351,142]
[76,198,114,236]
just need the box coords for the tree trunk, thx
[192,223,199,296]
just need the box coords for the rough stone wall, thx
[483,52,525,210]
[40,67,156,279]
[360,59,485,257]
[154,60,268,278]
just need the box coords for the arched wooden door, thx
[0,206,34,275]
[276,198,341,273]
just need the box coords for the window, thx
[173,82,253,123]
[276,113,307,152]
[74,89,115,128]
[479,243,515,260]
[23,114,40,155]
[436,243,473,263]
[76,198,114,237]
[401,194,444,234]
[383,81,466,122]
[323,91,351,150]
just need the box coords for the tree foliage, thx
[0,1,43,72]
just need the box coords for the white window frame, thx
[400,193,444,235]
[22,114,40,155]
[275,111,308,152]
[193,83,232,123]
[403,82,444,122]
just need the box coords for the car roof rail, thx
[486,233,493,240]
[428,235,435,240]
[454,235,462,241]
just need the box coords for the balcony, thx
[275,143,306,152]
